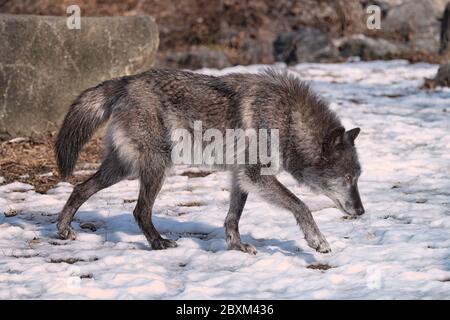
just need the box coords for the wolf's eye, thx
[345,175,353,183]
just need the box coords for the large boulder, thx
[439,2,450,54]
[0,14,159,138]
[161,46,232,70]
[434,63,450,86]
[382,0,448,52]
[337,34,403,60]
[422,63,450,89]
[273,27,340,64]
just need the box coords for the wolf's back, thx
[55,79,126,179]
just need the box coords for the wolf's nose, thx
[356,207,365,215]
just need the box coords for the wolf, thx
[55,68,364,254]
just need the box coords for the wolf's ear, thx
[345,127,360,145]
[322,126,345,157]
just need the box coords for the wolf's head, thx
[302,127,365,217]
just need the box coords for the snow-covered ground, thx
[1,60,450,299]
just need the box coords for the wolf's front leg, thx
[224,173,257,255]
[240,167,331,253]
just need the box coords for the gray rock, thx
[382,0,448,52]
[433,63,450,86]
[337,34,402,60]
[422,63,450,89]
[161,46,232,70]
[0,14,159,138]
[273,27,339,64]
[240,39,273,65]
[439,2,450,54]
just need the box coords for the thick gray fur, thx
[55,68,364,254]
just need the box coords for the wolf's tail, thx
[55,79,126,179]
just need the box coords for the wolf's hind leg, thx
[224,172,256,255]
[134,164,177,250]
[57,151,129,240]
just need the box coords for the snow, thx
[1,60,450,299]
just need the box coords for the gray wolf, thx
[55,68,364,254]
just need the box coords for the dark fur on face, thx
[300,127,364,216]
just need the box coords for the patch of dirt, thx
[180,171,213,178]
[342,215,358,220]
[80,222,97,232]
[48,257,99,264]
[4,208,18,217]
[307,263,334,271]
[0,132,102,193]
[390,50,444,65]
[168,231,210,240]
[379,93,407,99]
[9,253,40,259]
[178,201,203,207]
[48,239,70,246]
[27,238,41,246]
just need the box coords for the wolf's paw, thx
[316,241,331,253]
[150,238,178,250]
[306,233,331,254]
[230,242,257,255]
[58,226,76,240]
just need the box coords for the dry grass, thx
[0,132,103,193]
[0,132,215,193]
[178,201,203,207]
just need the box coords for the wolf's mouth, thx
[334,199,355,217]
